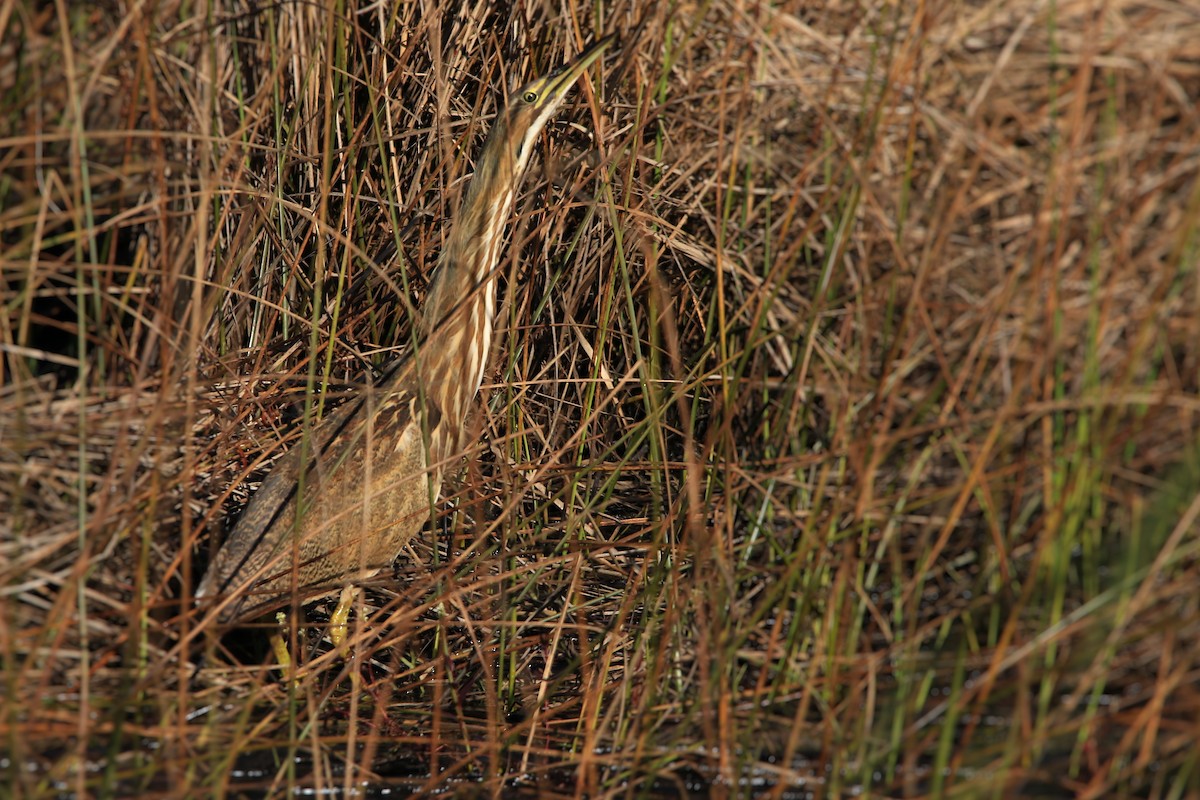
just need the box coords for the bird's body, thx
[197,36,613,625]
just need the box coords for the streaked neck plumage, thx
[415,108,551,443]
[407,33,611,452]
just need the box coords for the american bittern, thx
[197,35,614,642]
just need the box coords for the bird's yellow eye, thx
[523,90,537,104]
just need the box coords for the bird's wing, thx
[199,356,427,604]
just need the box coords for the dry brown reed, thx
[2,0,1199,796]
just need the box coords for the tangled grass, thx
[2,0,1199,796]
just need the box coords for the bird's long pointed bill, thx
[544,34,616,97]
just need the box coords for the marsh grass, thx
[2,0,1199,797]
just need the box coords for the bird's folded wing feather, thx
[200,358,421,599]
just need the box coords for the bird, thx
[196,34,615,647]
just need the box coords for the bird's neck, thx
[416,141,528,430]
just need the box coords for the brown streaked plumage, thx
[197,35,615,625]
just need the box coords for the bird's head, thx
[488,34,616,178]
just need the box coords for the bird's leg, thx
[271,612,292,669]
[328,585,359,650]
[271,611,304,686]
